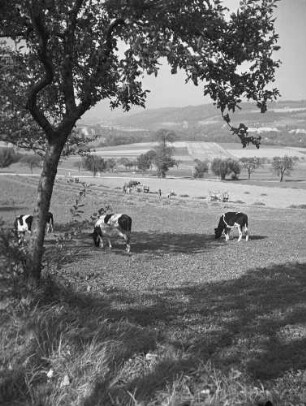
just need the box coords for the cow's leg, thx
[99,235,104,248]
[245,226,249,241]
[225,228,230,241]
[107,238,112,249]
[118,230,131,252]
[47,222,54,233]
[125,231,131,253]
[237,225,242,242]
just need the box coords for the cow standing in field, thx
[215,212,249,242]
[14,212,54,242]
[14,214,33,242]
[92,213,132,253]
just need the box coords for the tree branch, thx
[25,4,55,139]
[77,17,126,116]
[62,0,85,117]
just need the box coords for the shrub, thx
[0,148,20,168]
[211,158,241,180]
[193,159,209,178]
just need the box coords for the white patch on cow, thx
[16,215,32,233]
[94,214,131,252]
[217,212,249,242]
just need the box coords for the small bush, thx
[232,200,245,204]
[288,204,306,209]
[0,148,20,168]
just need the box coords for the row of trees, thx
[1,145,297,183]
[193,156,297,182]
[75,152,297,183]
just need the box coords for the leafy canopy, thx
[0,0,280,150]
[271,155,296,181]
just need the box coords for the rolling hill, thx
[80,100,306,147]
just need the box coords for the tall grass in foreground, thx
[1,275,302,406]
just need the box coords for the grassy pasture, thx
[1,175,306,405]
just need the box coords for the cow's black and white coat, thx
[92,213,132,252]
[215,212,249,242]
[14,212,54,242]
[14,214,33,242]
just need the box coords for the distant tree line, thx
[191,155,298,182]
[0,146,298,182]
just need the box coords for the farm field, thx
[55,141,306,185]
[1,174,306,405]
[89,141,306,160]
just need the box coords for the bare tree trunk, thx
[26,140,64,281]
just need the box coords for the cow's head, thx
[214,225,225,239]
[91,226,102,247]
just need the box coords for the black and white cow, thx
[14,214,33,242]
[92,213,132,252]
[14,212,54,242]
[215,212,249,242]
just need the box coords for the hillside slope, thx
[106,101,306,147]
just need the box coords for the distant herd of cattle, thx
[14,210,249,252]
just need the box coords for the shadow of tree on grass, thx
[131,231,213,254]
[2,252,305,405]
[77,261,306,404]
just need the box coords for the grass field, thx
[1,174,306,405]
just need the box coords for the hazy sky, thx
[87,0,306,119]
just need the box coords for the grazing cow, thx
[14,212,54,242]
[215,212,249,242]
[14,214,33,242]
[92,213,132,252]
[46,212,54,233]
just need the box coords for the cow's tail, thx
[119,215,132,232]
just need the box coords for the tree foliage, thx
[240,157,261,179]
[211,158,241,180]
[137,150,156,171]
[153,130,177,178]
[271,155,296,182]
[0,0,280,279]
[105,158,117,172]
[193,159,209,178]
[82,154,106,176]
[0,147,20,168]
[155,129,177,147]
